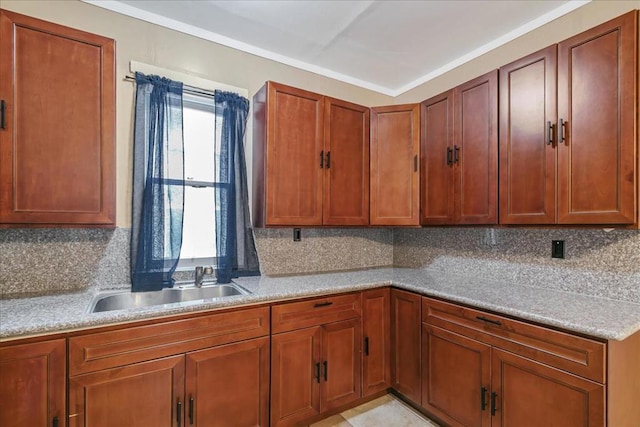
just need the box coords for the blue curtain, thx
[131,72,184,292]
[214,90,260,283]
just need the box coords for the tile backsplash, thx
[1,226,638,302]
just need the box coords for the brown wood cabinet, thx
[270,294,362,426]
[390,288,421,404]
[421,71,498,225]
[370,104,420,226]
[362,288,391,397]
[499,11,637,226]
[0,9,115,227]
[68,307,270,427]
[252,82,369,226]
[0,339,66,427]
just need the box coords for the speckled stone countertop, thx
[1,268,639,341]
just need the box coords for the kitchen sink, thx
[89,283,250,313]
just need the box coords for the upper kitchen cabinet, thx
[421,71,498,225]
[370,104,420,226]
[500,11,637,225]
[0,9,115,227]
[557,11,637,225]
[252,82,369,227]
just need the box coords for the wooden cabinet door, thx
[264,82,324,226]
[454,70,498,225]
[421,325,491,427]
[362,288,391,397]
[421,90,455,225]
[370,104,420,225]
[499,46,557,224]
[0,339,66,427]
[323,97,370,225]
[491,349,605,427]
[271,327,322,426]
[320,318,362,412]
[390,289,421,403]
[68,355,185,427]
[185,337,270,427]
[557,11,637,224]
[0,10,115,226]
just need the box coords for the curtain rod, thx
[124,75,216,98]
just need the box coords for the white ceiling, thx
[87,0,590,96]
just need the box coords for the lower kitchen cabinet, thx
[362,288,391,396]
[390,288,422,404]
[0,339,66,427]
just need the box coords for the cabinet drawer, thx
[69,306,270,375]
[272,293,361,334]
[422,298,606,383]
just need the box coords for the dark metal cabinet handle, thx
[52,416,59,427]
[177,399,182,427]
[315,362,321,383]
[446,147,453,165]
[547,121,554,146]
[364,337,369,356]
[189,395,194,425]
[559,118,567,143]
[491,392,498,416]
[481,387,488,410]
[454,145,460,164]
[0,100,6,129]
[413,155,418,172]
[314,301,333,308]
[476,316,502,326]
[326,151,331,168]
[323,360,328,381]
[320,150,324,168]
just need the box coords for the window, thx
[176,92,223,269]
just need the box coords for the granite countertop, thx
[1,268,639,341]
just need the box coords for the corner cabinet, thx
[252,82,370,227]
[0,9,115,227]
[421,71,498,225]
[390,288,421,404]
[362,288,391,397]
[0,339,66,427]
[370,104,420,226]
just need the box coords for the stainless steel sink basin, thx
[89,283,250,313]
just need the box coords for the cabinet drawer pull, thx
[0,100,6,129]
[323,360,328,381]
[326,151,331,168]
[364,337,369,356]
[314,301,333,308]
[315,362,321,383]
[320,150,324,168]
[177,399,182,427]
[547,121,554,145]
[491,392,498,416]
[559,118,567,143]
[453,145,460,164]
[188,395,194,425]
[476,316,502,326]
[481,386,488,410]
[446,147,453,165]
[52,416,59,427]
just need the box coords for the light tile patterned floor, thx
[309,395,440,427]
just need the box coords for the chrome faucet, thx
[194,266,214,287]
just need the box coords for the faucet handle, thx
[203,266,214,275]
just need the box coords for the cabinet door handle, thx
[559,118,567,143]
[314,301,333,308]
[320,150,324,168]
[491,392,498,416]
[446,147,453,165]
[323,360,328,381]
[414,155,418,172]
[547,121,554,146]
[476,316,502,326]
[326,151,331,168]
[364,337,369,356]
[315,362,321,383]
[481,386,488,410]
[453,145,460,164]
[188,395,194,425]
[52,416,59,427]
[177,399,182,427]
[0,100,6,129]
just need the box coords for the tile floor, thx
[309,394,440,427]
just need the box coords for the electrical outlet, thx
[551,240,565,259]
[293,228,301,242]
